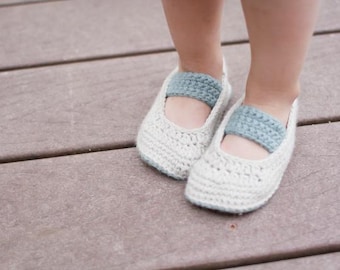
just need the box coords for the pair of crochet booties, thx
[137,62,298,214]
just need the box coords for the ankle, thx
[245,78,300,104]
[243,82,300,125]
[178,52,223,81]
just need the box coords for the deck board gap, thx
[314,28,340,36]
[167,244,340,270]
[0,47,176,73]
[0,0,65,8]
[0,142,136,164]
[1,120,339,164]
[0,117,340,164]
[298,117,340,127]
[0,30,339,73]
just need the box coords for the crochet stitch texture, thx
[224,105,286,153]
[166,72,223,108]
[136,64,232,180]
[185,96,298,213]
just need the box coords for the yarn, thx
[137,64,232,180]
[166,72,223,108]
[224,105,286,153]
[185,96,298,213]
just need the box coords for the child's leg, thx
[162,0,224,129]
[221,0,320,159]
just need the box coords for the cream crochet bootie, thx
[136,63,232,180]
[185,96,298,213]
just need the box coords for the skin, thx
[162,0,320,159]
[163,0,224,129]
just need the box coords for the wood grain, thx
[0,0,59,5]
[0,34,339,161]
[0,0,339,70]
[1,123,339,270]
[227,252,340,270]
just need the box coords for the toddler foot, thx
[165,96,211,129]
[221,94,296,160]
[165,63,223,129]
[136,61,231,180]
[185,93,299,213]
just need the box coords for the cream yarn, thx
[136,64,232,180]
[185,96,299,213]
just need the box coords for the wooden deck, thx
[0,0,339,269]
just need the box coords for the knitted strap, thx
[166,72,222,108]
[224,105,286,153]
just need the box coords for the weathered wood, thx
[1,123,339,270]
[0,0,60,7]
[0,0,339,70]
[0,34,339,161]
[227,252,340,270]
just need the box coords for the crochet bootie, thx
[185,96,298,213]
[136,63,232,180]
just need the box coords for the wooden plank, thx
[0,0,339,70]
[0,0,61,7]
[227,252,340,270]
[0,34,339,161]
[0,123,339,270]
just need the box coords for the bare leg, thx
[221,0,320,159]
[162,0,224,129]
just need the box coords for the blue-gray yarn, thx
[166,72,222,108]
[224,105,286,153]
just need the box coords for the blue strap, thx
[166,72,222,108]
[224,105,286,153]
